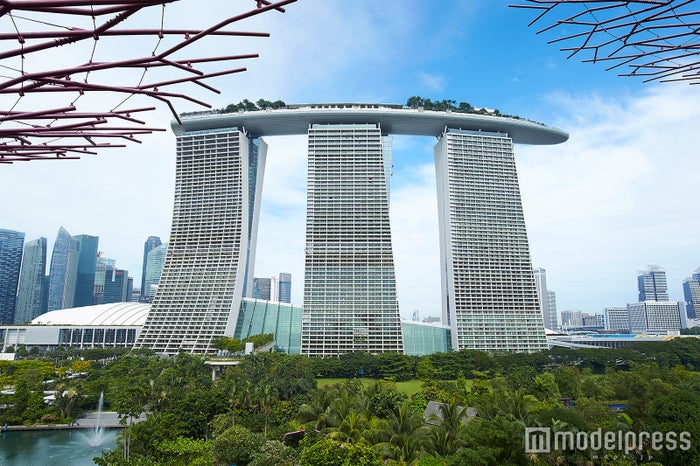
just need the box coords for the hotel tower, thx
[136,127,266,354]
[301,124,403,356]
[136,104,567,355]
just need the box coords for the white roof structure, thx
[31,303,150,326]
[173,104,569,145]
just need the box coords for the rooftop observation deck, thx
[172,103,569,145]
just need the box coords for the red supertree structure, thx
[510,1,700,85]
[0,0,296,163]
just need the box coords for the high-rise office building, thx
[73,234,99,308]
[136,127,266,354]
[301,124,403,357]
[547,290,558,330]
[252,277,272,301]
[435,129,547,352]
[140,236,162,301]
[533,268,557,331]
[47,227,79,311]
[278,272,292,304]
[14,237,47,323]
[638,265,669,302]
[0,229,25,324]
[682,268,700,320]
[93,254,116,305]
[143,244,167,301]
[104,267,130,303]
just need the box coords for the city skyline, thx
[1,1,698,319]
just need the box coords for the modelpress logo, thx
[525,427,691,455]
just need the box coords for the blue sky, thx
[2,1,699,320]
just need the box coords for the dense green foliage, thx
[211,333,275,353]
[2,338,700,464]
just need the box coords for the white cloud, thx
[517,85,700,312]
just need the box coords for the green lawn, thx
[316,378,424,396]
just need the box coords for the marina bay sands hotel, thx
[135,103,568,356]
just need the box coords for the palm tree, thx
[426,403,469,456]
[377,403,428,465]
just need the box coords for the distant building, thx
[73,234,99,308]
[0,229,24,324]
[143,244,167,301]
[605,307,630,333]
[627,301,683,333]
[682,268,700,319]
[638,265,669,302]
[534,268,557,331]
[278,273,292,304]
[581,313,599,327]
[547,290,558,330]
[104,268,130,304]
[605,307,630,332]
[14,237,47,324]
[93,255,116,305]
[423,316,441,324]
[140,236,162,301]
[252,277,272,301]
[561,310,583,329]
[596,313,605,328]
[47,227,79,311]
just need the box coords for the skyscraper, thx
[278,272,292,304]
[136,127,266,354]
[47,227,79,311]
[301,124,403,356]
[638,265,669,302]
[0,229,24,324]
[533,268,557,331]
[14,237,47,323]
[547,290,558,330]
[104,267,130,303]
[139,105,566,355]
[93,254,116,305]
[143,244,167,301]
[140,236,162,301]
[73,234,99,308]
[252,277,272,300]
[435,129,547,352]
[682,268,700,320]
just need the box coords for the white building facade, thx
[435,129,547,352]
[136,127,266,354]
[301,124,403,356]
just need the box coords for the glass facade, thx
[400,321,451,356]
[73,234,99,308]
[0,229,25,324]
[235,298,302,354]
[14,237,47,324]
[435,129,547,352]
[47,227,79,311]
[141,236,162,300]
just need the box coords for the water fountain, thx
[81,391,107,447]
